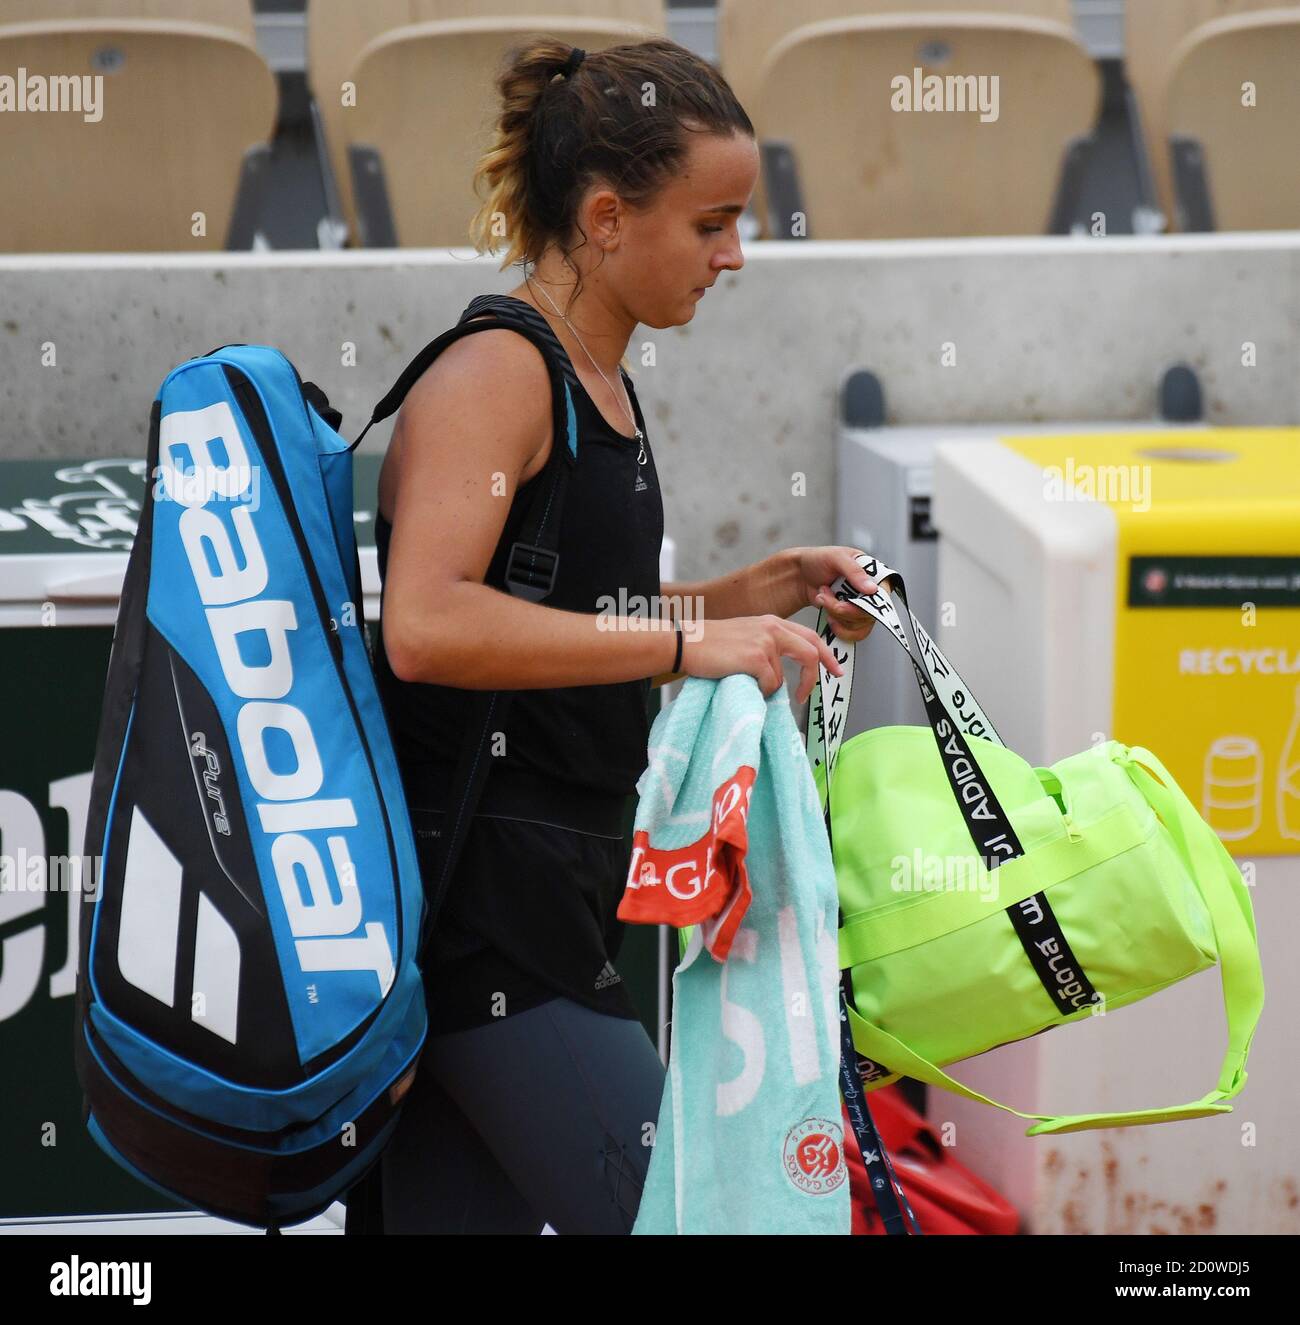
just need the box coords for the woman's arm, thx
[659,550,801,624]
[650,545,879,686]
[395,578,679,689]
[647,553,801,688]
[382,330,680,690]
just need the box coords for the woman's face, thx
[580,129,759,329]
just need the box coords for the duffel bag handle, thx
[808,555,1028,871]
[841,744,1263,1136]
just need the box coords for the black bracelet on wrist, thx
[672,619,684,673]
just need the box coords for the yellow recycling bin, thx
[1000,427,1300,857]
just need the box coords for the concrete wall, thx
[1,231,1295,1235]
[1,234,1297,584]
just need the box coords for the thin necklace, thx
[528,277,647,466]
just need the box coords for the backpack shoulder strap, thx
[353,308,578,604]
[355,312,582,969]
[348,306,579,467]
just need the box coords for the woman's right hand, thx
[677,615,845,706]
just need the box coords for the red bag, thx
[844,1086,1020,1235]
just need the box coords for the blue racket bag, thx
[73,345,427,1229]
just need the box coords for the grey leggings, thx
[379,996,668,1234]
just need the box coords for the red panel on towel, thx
[616,764,756,961]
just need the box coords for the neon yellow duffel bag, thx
[806,555,1264,1137]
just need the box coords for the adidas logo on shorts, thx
[594,960,622,990]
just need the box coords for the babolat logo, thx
[159,398,394,996]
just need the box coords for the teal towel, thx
[620,675,850,1234]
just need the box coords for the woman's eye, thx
[700,225,723,234]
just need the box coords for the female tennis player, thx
[357,35,878,1235]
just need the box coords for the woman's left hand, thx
[788,546,884,644]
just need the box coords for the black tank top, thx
[373,294,665,802]
[370,294,664,1031]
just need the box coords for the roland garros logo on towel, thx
[783,1117,847,1195]
[617,764,757,961]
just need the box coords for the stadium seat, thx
[0,1,278,252]
[718,1,1100,240]
[1124,0,1297,233]
[306,1,665,249]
